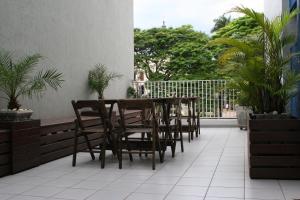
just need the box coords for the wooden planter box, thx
[248,118,300,179]
[0,120,40,174]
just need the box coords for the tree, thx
[212,15,261,39]
[211,15,262,78]
[211,15,232,33]
[134,25,218,81]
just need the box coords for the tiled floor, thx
[1,128,300,200]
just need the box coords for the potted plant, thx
[211,7,300,179]
[127,86,137,98]
[88,64,122,99]
[0,50,64,121]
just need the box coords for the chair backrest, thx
[117,99,157,129]
[71,100,108,130]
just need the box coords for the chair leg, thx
[101,141,106,169]
[83,133,95,160]
[118,137,122,169]
[158,142,164,163]
[152,136,156,170]
[171,141,176,158]
[72,130,78,167]
[180,131,184,152]
[197,117,200,136]
[125,136,133,162]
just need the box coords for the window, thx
[290,0,297,10]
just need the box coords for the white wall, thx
[0,0,134,120]
[264,0,282,19]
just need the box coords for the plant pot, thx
[248,115,300,179]
[0,109,33,122]
[236,106,252,130]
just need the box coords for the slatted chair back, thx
[117,99,157,130]
[71,100,107,131]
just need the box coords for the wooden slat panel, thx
[0,165,10,177]
[0,154,10,165]
[41,131,75,145]
[250,156,300,167]
[250,168,300,179]
[249,132,300,143]
[0,132,10,143]
[250,144,300,155]
[0,143,10,154]
[41,133,103,154]
[41,123,74,136]
[249,119,300,131]
[40,140,101,164]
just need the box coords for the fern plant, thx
[0,50,64,110]
[88,64,122,99]
[210,7,300,114]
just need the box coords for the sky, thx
[134,0,264,34]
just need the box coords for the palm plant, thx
[0,50,64,110]
[211,15,232,33]
[88,64,122,99]
[211,7,300,114]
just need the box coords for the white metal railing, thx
[132,80,237,119]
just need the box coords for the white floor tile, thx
[165,194,204,200]
[177,177,211,187]
[102,180,141,192]
[136,183,173,195]
[54,188,96,200]
[126,193,165,200]
[0,184,35,195]
[7,195,46,200]
[245,188,285,200]
[72,180,110,190]
[211,178,244,188]
[86,190,129,200]
[0,194,11,200]
[145,176,180,185]
[22,186,64,197]
[206,187,244,199]
[169,185,207,197]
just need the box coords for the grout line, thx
[202,128,233,200]
[161,130,218,200]
[278,180,287,200]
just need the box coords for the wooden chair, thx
[181,98,193,142]
[156,98,183,158]
[71,100,109,168]
[117,99,163,170]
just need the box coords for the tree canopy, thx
[211,15,232,33]
[212,15,261,39]
[134,15,262,81]
[134,25,219,81]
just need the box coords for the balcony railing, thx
[132,80,238,119]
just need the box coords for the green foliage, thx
[127,86,136,98]
[212,16,261,39]
[0,50,64,110]
[211,15,232,33]
[210,15,262,78]
[134,25,219,81]
[210,7,300,114]
[88,64,122,99]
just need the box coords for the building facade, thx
[265,0,300,117]
[0,0,134,120]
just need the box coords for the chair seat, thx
[124,127,153,134]
[81,127,106,134]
